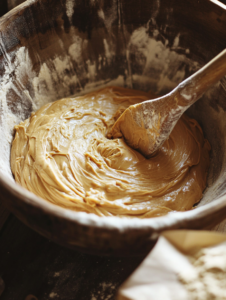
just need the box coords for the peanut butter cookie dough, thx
[11,87,211,218]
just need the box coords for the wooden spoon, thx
[109,49,226,157]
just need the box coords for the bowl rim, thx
[1,0,226,233]
[1,172,226,232]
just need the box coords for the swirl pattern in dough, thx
[11,87,211,218]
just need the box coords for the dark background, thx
[0,0,8,16]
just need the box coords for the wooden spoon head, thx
[109,103,154,157]
[109,93,186,157]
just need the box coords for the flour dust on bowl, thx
[1,0,226,256]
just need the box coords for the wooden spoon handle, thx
[176,48,226,106]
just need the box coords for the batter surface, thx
[11,87,211,218]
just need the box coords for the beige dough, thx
[11,86,211,218]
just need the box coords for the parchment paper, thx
[117,230,226,300]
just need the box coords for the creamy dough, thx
[11,87,211,218]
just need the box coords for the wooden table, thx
[0,207,145,300]
[0,203,226,300]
